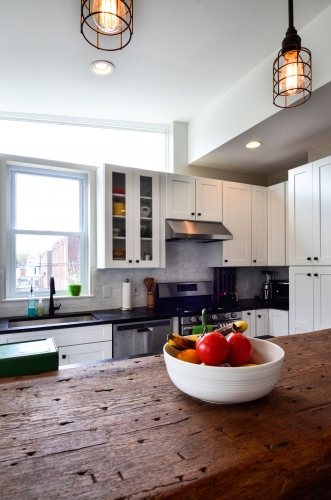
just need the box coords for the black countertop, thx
[0,299,288,335]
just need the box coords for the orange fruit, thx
[176,349,201,364]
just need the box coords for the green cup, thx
[68,284,82,296]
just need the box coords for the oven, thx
[156,281,242,336]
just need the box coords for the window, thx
[8,166,88,298]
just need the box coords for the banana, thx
[167,333,200,350]
[233,320,248,333]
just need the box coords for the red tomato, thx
[196,332,230,366]
[225,333,253,367]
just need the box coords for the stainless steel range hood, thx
[165,219,233,243]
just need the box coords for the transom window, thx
[8,166,88,298]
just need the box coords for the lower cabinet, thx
[289,266,331,334]
[4,323,113,366]
[242,309,288,338]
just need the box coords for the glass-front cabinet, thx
[99,164,160,268]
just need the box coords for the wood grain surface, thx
[0,330,331,500]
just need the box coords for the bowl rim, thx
[163,337,284,371]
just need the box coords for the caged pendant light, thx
[273,0,312,108]
[81,0,133,51]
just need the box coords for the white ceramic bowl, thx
[163,337,284,404]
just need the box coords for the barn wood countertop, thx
[0,330,331,500]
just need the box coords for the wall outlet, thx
[103,285,111,298]
[133,285,139,295]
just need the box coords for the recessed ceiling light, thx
[246,141,261,149]
[90,61,115,75]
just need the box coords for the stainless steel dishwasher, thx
[113,318,173,358]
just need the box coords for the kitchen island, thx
[0,330,330,499]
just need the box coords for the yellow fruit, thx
[238,363,257,367]
[176,349,201,364]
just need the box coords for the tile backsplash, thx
[0,242,214,318]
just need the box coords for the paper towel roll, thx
[122,281,132,310]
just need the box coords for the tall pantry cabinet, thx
[288,156,331,333]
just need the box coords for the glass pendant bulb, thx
[92,0,125,34]
[280,50,305,96]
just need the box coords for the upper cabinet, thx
[268,182,286,266]
[166,173,223,222]
[222,181,252,266]
[252,185,268,267]
[97,164,161,268]
[289,157,331,265]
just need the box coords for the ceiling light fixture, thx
[81,0,133,51]
[90,60,115,75]
[273,0,312,108]
[246,141,261,149]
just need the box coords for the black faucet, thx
[49,276,61,317]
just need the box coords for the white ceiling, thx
[1,0,331,176]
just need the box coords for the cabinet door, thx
[252,185,268,266]
[241,310,256,338]
[269,309,288,337]
[255,309,269,337]
[288,163,314,265]
[104,164,134,268]
[133,169,160,267]
[313,266,331,331]
[268,183,286,266]
[166,173,195,220]
[313,158,331,265]
[222,182,252,266]
[58,341,112,366]
[289,267,314,334]
[195,177,223,222]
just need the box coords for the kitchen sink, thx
[8,313,99,328]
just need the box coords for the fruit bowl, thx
[163,337,284,404]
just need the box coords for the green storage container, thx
[0,338,58,378]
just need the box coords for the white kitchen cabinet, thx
[252,185,268,267]
[58,342,112,366]
[255,309,269,337]
[98,164,161,268]
[269,309,288,337]
[289,266,331,334]
[288,157,331,266]
[268,182,286,266]
[166,173,223,222]
[222,181,252,266]
[4,323,113,364]
[241,310,256,338]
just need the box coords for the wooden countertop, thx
[0,330,331,499]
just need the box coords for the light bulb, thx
[92,0,125,34]
[280,50,305,96]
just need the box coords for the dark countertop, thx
[0,299,288,336]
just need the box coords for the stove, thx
[156,281,242,335]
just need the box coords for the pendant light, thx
[81,0,133,51]
[273,0,312,108]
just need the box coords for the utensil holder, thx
[147,292,155,309]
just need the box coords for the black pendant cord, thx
[288,0,294,29]
[282,0,301,52]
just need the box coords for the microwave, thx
[269,281,289,301]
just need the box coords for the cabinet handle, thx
[136,260,139,263]
[258,315,261,318]
[128,260,132,263]
[224,260,228,263]
[307,257,311,260]
[314,273,318,277]
[307,273,311,276]
[191,212,195,216]
[197,213,201,216]
[314,257,318,260]
[62,355,67,359]
[247,312,251,316]
[253,260,257,263]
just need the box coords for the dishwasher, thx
[113,318,173,358]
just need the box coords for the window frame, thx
[7,165,89,299]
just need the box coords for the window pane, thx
[15,173,80,231]
[15,234,80,293]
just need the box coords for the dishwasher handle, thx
[137,327,153,333]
